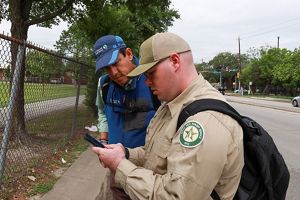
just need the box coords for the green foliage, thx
[5,65,10,80]
[241,46,300,95]
[4,0,179,114]
[84,69,100,117]
[241,60,266,87]
[1,0,77,28]
[208,52,248,90]
[0,82,85,107]
[209,52,248,79]
[76,1,179,53]
[30,179,56,195]
[273,48,300,88]
[257,48,290,83]
[196,62,219,83]
[209,52,248,71]
[80,5,137,49]
[240,64,255,85]
[55,23,93,59]
[55,1,179,112]
[26,51,64,81]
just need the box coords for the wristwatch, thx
[124,147,129,159]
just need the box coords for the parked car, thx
[292,95,300,107]
[49,78,62,84]
[234,89,248,94]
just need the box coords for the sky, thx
[1,0,300,63]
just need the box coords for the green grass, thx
[26,105,96,144]
[251,94,293,100]
[229,93,293,100]
[0,82,86,107]
[29,179,57,195]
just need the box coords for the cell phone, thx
[84,133,105,148]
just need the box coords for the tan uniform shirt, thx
[115,74,244,200]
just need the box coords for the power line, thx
[241,16,300,40]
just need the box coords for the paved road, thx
[227,97,300,200]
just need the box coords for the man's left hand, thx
[92,143,125,172]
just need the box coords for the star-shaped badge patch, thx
[180,120,205,148]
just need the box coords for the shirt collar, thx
[124,77,136,90]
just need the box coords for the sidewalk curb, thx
[39,148,106,200]
[227,99,300,113]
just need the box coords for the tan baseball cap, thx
[127,32,191,77]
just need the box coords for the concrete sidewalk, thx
[39,148,107,200]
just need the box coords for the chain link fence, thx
[0,33,93,186]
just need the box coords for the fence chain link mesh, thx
[0,33,92,187]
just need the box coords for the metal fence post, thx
[0,43,26,184]
[70,65,83,138]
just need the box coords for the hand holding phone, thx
[84,133,105,148]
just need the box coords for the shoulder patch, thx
[180,120,205,148]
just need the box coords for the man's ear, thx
[170,53,180,70]
[125,48,133,60]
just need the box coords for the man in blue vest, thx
[93,35,158,200]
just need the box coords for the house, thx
[0,64,9,81]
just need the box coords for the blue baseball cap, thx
[93,35,126,72]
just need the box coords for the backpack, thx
[177,98,290,200]
[99,74,161,110]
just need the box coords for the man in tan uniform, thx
[92,32,244,200]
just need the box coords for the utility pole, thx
[238,37,242,92]
[277,36,280,48]
[219,70,222,88]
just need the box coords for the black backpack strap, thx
[177,98,243,130]
[100,74,160,110]
[176,98,244,200]
[100,74,110,104]
[211,190,221,200]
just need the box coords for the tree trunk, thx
[9,16,30,143]
[263,83,270,95]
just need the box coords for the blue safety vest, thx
[101,75,156,148]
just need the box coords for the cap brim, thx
[95,49,120,72]
[127,60,160,77]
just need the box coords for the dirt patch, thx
[0,132,89,200]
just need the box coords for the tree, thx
[195,62,219,84]
[242,46,300,95]
[55,1,179,113]
[254,48,290,94]
[240,62,264,93]
[26,51,64,82]
[0,0,79,141]
[26,51,64,96]
[1,0,76,78]
[78,0,179,53]
[2,0,166,139]
[209,52,248,90]
[272,48,300,95]
[289,49,300,88]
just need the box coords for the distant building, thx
[0,64,9,81]
[0,64,86,85]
